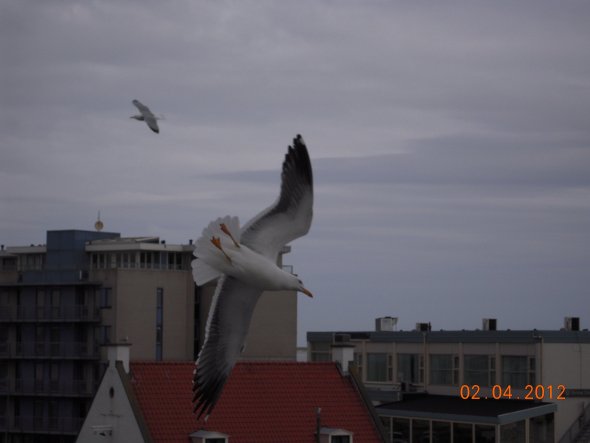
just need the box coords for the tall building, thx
[308,317,590,442]
[0,229,298,443]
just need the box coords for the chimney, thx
[104,342,132,373]
[331,343,355,375]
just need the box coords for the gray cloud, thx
[1,0,589,342]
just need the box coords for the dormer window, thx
[319,427,353,443]
[189,430,229,443]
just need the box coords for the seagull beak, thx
[301,287,313,298]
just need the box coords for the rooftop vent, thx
[564,317,580,331]
[483,318,497,331]
[415,322,431,332]
[375,316,397,332]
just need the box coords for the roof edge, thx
[116,361,153,443]
[347,363,388,442]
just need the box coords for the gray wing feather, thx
[132,99,159,133]
[132,99,151,115]
[192,276,262,418]
[240,134,313,260]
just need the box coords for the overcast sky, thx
[2,1,589,345]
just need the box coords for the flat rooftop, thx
[377,394,557,424]
[308,329,590,344]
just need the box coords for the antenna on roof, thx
[95,211,104,232]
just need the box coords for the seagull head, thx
[294,277,313,298]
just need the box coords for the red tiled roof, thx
[130,361,383,443]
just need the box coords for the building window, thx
[99,326,111,344]
[453,423,473,442]
[100,288,112,308]
[413,419,429,443]
[475,424,496,442]
[50,327,60,356]
[500,420,526,443]
[392,418,410,442]
[430,354,458,386]
[50,363,59,392]
[502,356,535,388]
[464,355,496,387]
[366,353,392,382]
[35,363,44,391]
[310,342,331,362]
[432,421,451,442]
[156,288,163,360]
[50,289,60,317]
[354,352,363,380]
[397,353,424,384]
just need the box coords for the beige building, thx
[86,236,297,361]
[0,229,297,443]
[308,317,590,443]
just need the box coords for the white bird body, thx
[191,134,313,419]
[195,218,305,292]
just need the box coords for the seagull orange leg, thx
[220,223,240,248]
[210,236,232,263]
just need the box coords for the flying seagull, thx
[130,99,160,133]
[192,134,313,419]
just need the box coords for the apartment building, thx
[308,317,590,442]
[0,229,298,443]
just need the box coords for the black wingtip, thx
[293,134,305,148]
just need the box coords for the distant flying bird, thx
[130,99,160,133]
[192,134,314,419]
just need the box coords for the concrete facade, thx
[308,319,590,442]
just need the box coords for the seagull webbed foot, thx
[210,236,232,263]
[220,223,240,248]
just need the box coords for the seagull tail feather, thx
[192,216,240,286]
[192,259,222,286]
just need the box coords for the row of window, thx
[339,352,534,388]
[381,413,554,443]
[90,251,190,270]
[0,254,44,272]
[361,353,534,387]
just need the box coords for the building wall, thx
[543,342,590,439]
[245,290,297,360]
[91,268,195,360]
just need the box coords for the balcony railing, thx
[0,377,96,397]
[0,415,84,435]
[0,342,100,359]
[0,305,101,322]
